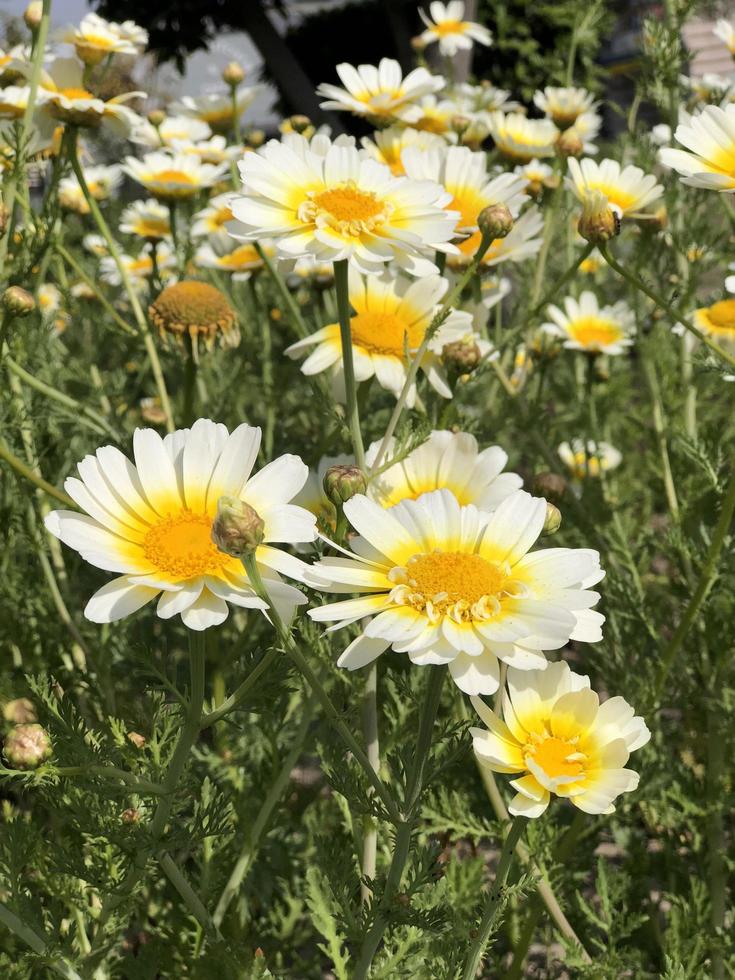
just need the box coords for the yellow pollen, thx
[434,19,467,35]
[701,299,735,334]
[143,511,228,579]
[569,316,623,349]
[217,244,261,269]
[529,737,584,779]
[408,552,506,606]
[136,219,169,237]
[313,186,384,224]
[60,87,95,100]
[350,310,424,356]
[154,169,196,185]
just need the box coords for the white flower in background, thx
[567,110,602,154]
[360,126,446,175]
[58,13,148,64]
[456,81,520,115]
[230,133,458,275]
[659,105,735,191]
[58,164,122,214]
[37,284,62,320]
[131,115,212,148]
[286,269,478,405]
[542,291,635,355]
[173,135,243,165]
[0,85,32,121]
[317,58,444,124]
[191,192,234,238]
[449,207,544,270]
[294,454,352,529]
[38,57,143,137]
[566,157,663,216]
[306,489,604,696]
[365,430,522,509]
[195,240,272,278]
[486,112,559,162]
[514,158,555,196]
[401,144,528,238]
[0,44,32,86]
[408,94,459,137]
[122,151,229,200]
[714,19,735,56]
[99,242,176,287]
[418,2,492,56]
[45,420,316,630]
[471,661,649,817]
[170,89,259,133]
[119,199,172,240]
[681,73,734,105]
[558,439,622,479]
[533,86,597,129]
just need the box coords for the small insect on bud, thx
[323,465,368,507]
[533,471,567,502]
[122,808,140,824]
[577,190,620,246]
[24,1,43,30]
[222,61,246,88]
[2,285,35,316]
[146,109,166,128]
[288,114,312,135]
[3,724,52,770]
[442,338,482,373]
[2,698,37,725]
[127,731,146,749]
[542,502,562,536]
[556,129,584,158]
[211,496,265,558]
[478,204,514,241]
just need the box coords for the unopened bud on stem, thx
[542,502,562,536]
[3,724,52,770]
[3,286,35,316]
[23,1,42,30]
[211,496,265,558]
[323,464,367,507]
[147,109,166,129]
[288,114,312,135]
[478,204,513,241]
[222,61,245,88]
[442,338,482,373]
[577,190,620,246]
[556,129,584,158]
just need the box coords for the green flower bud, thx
[532,471,567,503]
[478,204,514,241]
[3,724,52,770]
[222,62,245,88]
[2,286,35,316]
[211,496,265,558]
[288,114,312,135]
[542,502,562,536]
[578,190,620,246]
[323,464,367,507]
[442,338,482,373]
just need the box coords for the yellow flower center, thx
[313,186,384,224]
[408,552,506,604]
[217,244,261,269]
[434,19,467,35]
[149,280,238,348]
[571,452,601,478]
[350,311,424,356]
[143,511,228,580]
[568,316,623,349]
[128,256,153,275]
[155,169,196,185]
[207,206,233,230]
[0,102,24,118]
[414,113,449,134]
[701,299,735,335]
[135,218,170,237]
[60,87,95,100]
[528,736,585,779]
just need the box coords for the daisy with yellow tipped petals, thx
[229,133,458,275]
[486,112,559,163]
[471,661,649,817]
[418,2,492,57]
[558,439,622,479]
[170,90,259,134]
[533,86,597,129]
[566,157,663,217]
[119,199,171,240]
[285,269,477,406]
[39,57,143,137]
[659,104,735,192]
[542,291,635,355]
[317,58,444,124]
[360,126,445,176]
[44,420,316,631]
[306,489,604,696]
[58,12,147,64]
[692,298,735,349]
[122,151,229,201]
[365,430,522,509]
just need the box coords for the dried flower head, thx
[148,281,239,353]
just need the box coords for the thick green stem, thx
[460,816,526,980]
[0,435,74,507]
[333,259,366,469]
[0,901,82,980]
[255,242,309,339]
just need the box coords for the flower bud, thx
[288,114,312,135]
[222,61,245,88]
[450,114,471,136]
[532,471,567,502]
[211,496,265,557]
[478,204,514,241]
[577,190,620,246]
[442,338,482,373]
[3,723,52,770]
[127,731,146,749]
[247,129,265,148]
[323,464,367,507]
[542,502,562,536]
[2,698,37,725]
[556,129,584,158]
[410,35,427,52]
[146,109,166,128]
[2,285,35,316]
[23,1,42,30]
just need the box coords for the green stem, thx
[461,816,526,980]
[183,338,197,427]
[253,278,275,456]
[360,663,380,904]
[706,707,726,980]
[528,244,594,319]
[241,554,401,824]
[599,245,735,370]
[159,851,222,941]
[640,341,680,523]
[333,259,366,469]
[53,765,168,796]
[65,130,175,431]
[199,647,280,730]
[653,463,735,703]
[0,436,74,507]
[55,243,137,336]
[255,242,309,339]
[0,901,82,980]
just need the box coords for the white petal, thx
[85,577,159,622]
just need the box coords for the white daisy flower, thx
[418,1,492,56]
[37,284,62,319]
[172,135,244,165]
[191,192,234,239]
[408,94,460,137]
[360,126,446,175]
[285,268,476,405]
[229,133,458,275]
[542,291,635,355]
[58,164,122,214]
[131,115,212,148]
[121,151,229,200]
[658,104,735,192]
[567,109,602,154]
[558,439,622,479]
[44,420,316,631]
[119,199,171,240]
[455,81,520,115]
[170,89,259,134]
[195,241,271,278]
[317,58,444,124]
[471,660,649,817]
[486,111,559,163]
[365,430,522,510]
[566,157,663,217]
[449,207,544,270]
[99,242,176,287]
[714,19,735,56]
[38,57,144,137]
[533,86,597,129]
[691,297,735,351]
[58,13,148,64]
[306,488,604,696]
